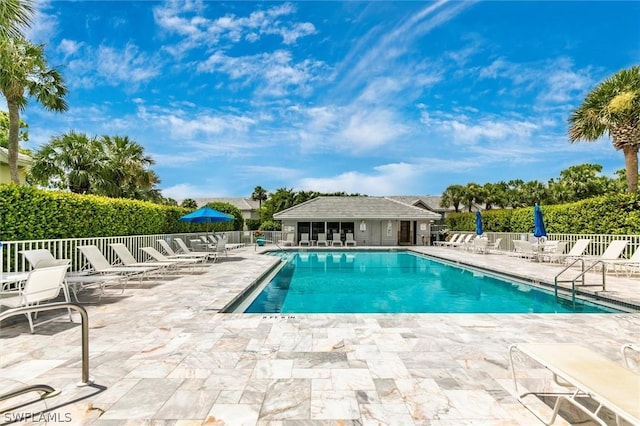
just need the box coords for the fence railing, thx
[453,231,640,258]
[2,230,638,272]
[0,230,287,273]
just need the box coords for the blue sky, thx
[18,0,640,201]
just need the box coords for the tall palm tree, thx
[100,135,158,198]
[0,0,34,39]
[440,184,465,212]
[0,37,68,184]
[569,66,640,193]
[251,185,268,208]
[29,131,105,194]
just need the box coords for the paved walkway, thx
[1,246,638,425]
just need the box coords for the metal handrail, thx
[0,303,92,387]
[554,259,606,309]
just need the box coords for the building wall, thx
[0,164,28,184]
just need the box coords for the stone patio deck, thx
[1,245,638,425]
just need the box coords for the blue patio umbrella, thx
[179,206,234,240]
[179,206,234,224]
[475,210,483,236]
[533,204,547,239]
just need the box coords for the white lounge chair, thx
[451,234,473,249]
[77,245,159,281]
[345,233,357,247]
[511,240,539,261]
[488,238,503,253]
[299,233,311,246]
[509,343,640,426]
[0,264,72,333]
[316,233,329,247]
[157,239,211,261]
[555,238,591,264]
[435,233,460,247]
[603,246,640,276]
[174,238,218,260]
[21,248,125,300]
[580,240,628,270]
[278,233,295,247]
[140,247,202,273]
[331,233,343,247]
[109,243,174,274]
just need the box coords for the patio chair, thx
[487,238,503,253]
[0,264,72,333]
[140,247,202,273]
[299,233,311,246]
[509,343,640,426]
[451,234,473,249]
[109,243,174,274]
[331,233,343,247]
[21,248,126,300]
[174,238,218,260]
[211,234,244,250]
[603,246,640,276]
[580,240,628,270]
[20,249,70,269]
[278,233,295,247]
[435,233,460,247]
[157,239,211,261]
[471,238,488,254]
[511,240,539,261]
[345,233,357,247]
[551,238,591,264]
[77,245,159,281]
[316,233,329,247]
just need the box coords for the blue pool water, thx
[243,251,620,314]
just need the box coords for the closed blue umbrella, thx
[475,210,483,236]
[533,204,547,238]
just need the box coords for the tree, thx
[29,131,105,193]
[0,110,28,150]
[181,198,197,208]
[0,38,68,184]
[251,185,268,208]
[0,0,34,39]
[100,135,159,199]
[462,183,484,212]
[569,66,640,193]
[440,184,465,212]
[551,163,612,202]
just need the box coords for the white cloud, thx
[162,183,225,200]
[96,43,160,85]
[154,1,315,51]
[297,162,423,195]
[57,39,81,58]
[197,50,328,97]
[340,109,408,152]
[26,0,58,43]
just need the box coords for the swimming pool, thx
[239,250,621,314]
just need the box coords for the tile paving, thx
[0,245,638,425]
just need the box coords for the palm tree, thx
[0,0,34,39]
[569,66,640,193]
[0,38,68,184]
[100,135,158,198]
[251,185,268,208]
[440,184,465,212]
[29,132,105,194]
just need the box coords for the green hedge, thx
[446,193,640,235]
[0,185,242,241]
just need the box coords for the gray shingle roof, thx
[274,196,441,220]
[195,197,260,210]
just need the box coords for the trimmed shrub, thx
[445,193,640,235]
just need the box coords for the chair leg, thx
[26,312,35,334]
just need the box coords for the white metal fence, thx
[2,230,637,273]
[0,230,286,273]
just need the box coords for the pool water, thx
[243,251,619,314]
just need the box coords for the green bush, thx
[245,219,261,230]
[445,193,640,235]
[259,220,281,231]
[0,185,242,241]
